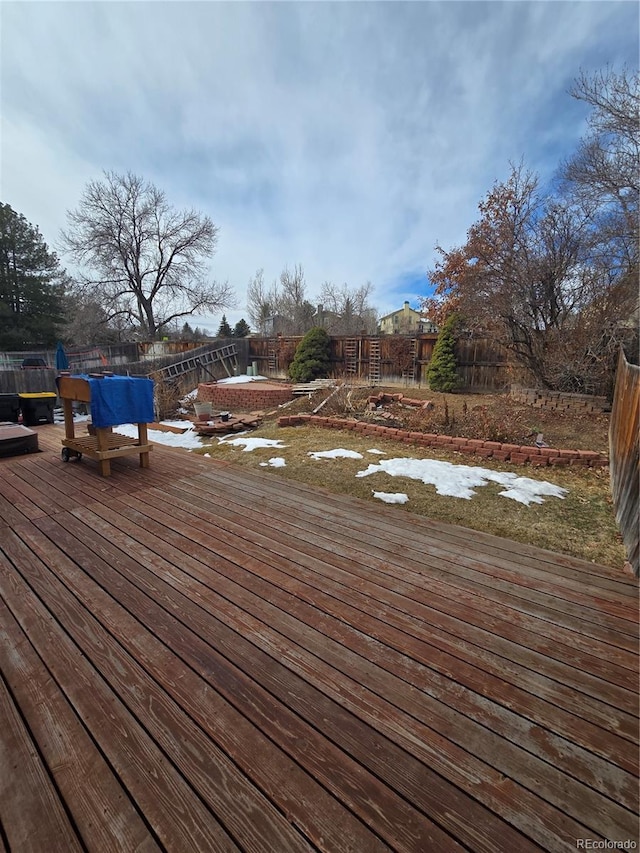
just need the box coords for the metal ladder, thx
[154,343,238,381]
[369,338,381,386]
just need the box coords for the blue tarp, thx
[55,341,69,370]
[85,375,155,428]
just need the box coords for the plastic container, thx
[0,393,20,423]
[0,423,38,456]
[18,392,57,426]
[194,401,213,419]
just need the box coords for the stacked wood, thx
[191,413,263,435]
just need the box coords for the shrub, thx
[289,327,331,383]
[426,314,462,392]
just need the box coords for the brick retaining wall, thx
[197,382,294,410]
[277,415,609,468]
[510,386,609,413]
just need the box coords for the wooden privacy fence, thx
[0,368,57,394]
[454,337,531,389]
[0,334,536,392]
[247,335,518,388]
[609,348,639,576]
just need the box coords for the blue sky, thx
[2,1,638,334]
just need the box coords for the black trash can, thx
[0,393,20,423]
[18,392,57,426]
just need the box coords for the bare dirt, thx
[265,384,611,454]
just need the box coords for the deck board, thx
[65,495,638,833]
[0,668,84,853]
[0,590,160,853]
[166,473,638,676]
[199,466,638,647]
[134,480,640,726]
[0,424,638,852]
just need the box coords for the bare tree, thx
[61,171,234,340]
[425,162,636,394]
[247,265,379,337]
[61,288,123,344]
[318,280,378,334]
[246,268,275,335]
[277,265,315,334]
[562,67,639,282]
[564,68,639,208]
[247,264,314,335]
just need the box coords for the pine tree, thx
[217,314,232,337]
[0,203,66,349]
[426,314,462,392]
[232,318,251,337]
[288,326,331,382]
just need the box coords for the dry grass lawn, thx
[194,421,625,569]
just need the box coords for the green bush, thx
[289,327,331,383]
[426,314,462,392]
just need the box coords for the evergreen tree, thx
[217,314,232,337]
[426,314,462,392]
[232,318,251,337]
[289,326,331,382]
[0,202,66,349]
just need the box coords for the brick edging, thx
[509,385,609,414]
[276,415,609,468]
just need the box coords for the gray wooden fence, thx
[0,369,57,394]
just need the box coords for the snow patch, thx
[220,436,288,452]
[259,457,287,468]
[217,374,268,384]
[115,423,205,450]
[356,457,567,505]
[367,448,387,455]
[373,491,409,504]
[308,448,364,460]
[160,419,195,430]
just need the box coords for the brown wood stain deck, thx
[0,424,638,852]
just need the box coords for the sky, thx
[2,1,638,334]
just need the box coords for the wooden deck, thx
[1,424,638,852]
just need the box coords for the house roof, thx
[378,306,423,322]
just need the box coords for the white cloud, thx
[2,1,637,329]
